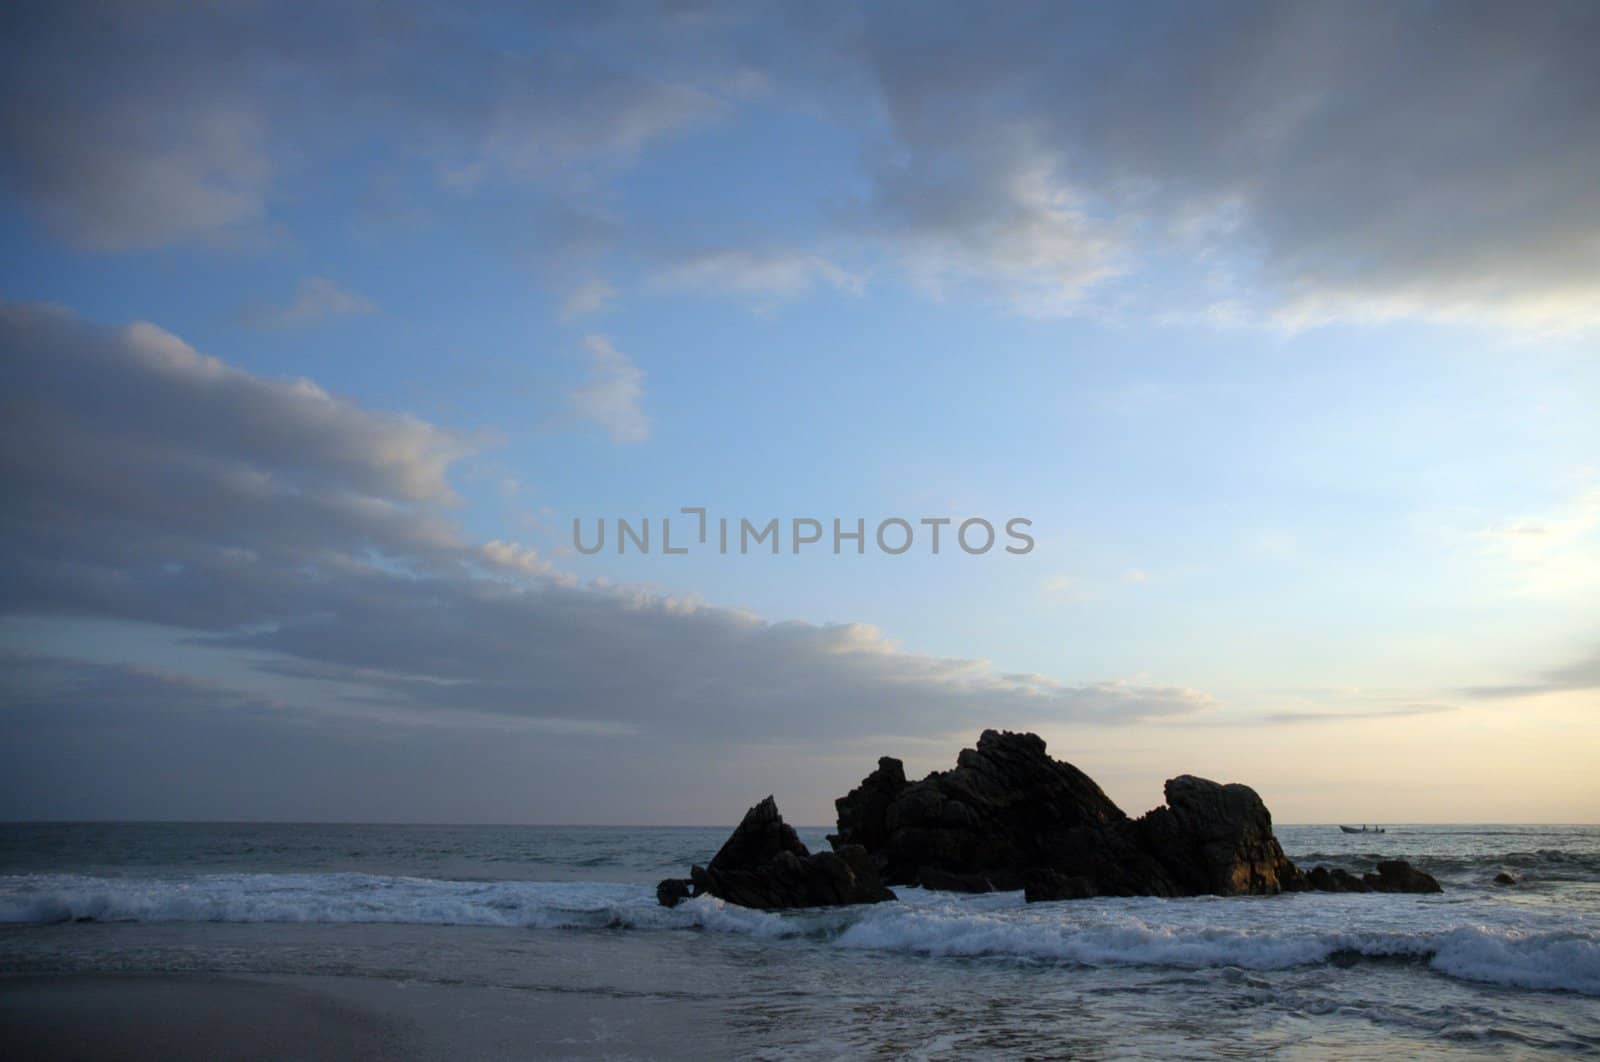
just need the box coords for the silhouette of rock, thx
[1305,865,1371,892]
[831,729,1302,900]
[1022,869,1097,902]
[1362,859,1442,893]
[656,796,894,910]
[655,877,693,907]
[663,731,1445,909]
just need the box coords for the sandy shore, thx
[0,974,411,1061]
[0,967,731,1060]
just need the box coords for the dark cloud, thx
[0,2,737,251]
[0,650,756,823]
[0,303,1208,790]
[1463,647,1600,700]
[839,0,1600,324]
[5,3,1594,324]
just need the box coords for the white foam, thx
[1430,926,1600,995]
[0,873,654,930]
[4,873,1596,996]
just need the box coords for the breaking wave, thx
[3,872,1596,996]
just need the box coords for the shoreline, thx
[4,912,1597,1058]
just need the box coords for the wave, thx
[0,873,667,932]
[3,873,1596,996]
[833,897,1600,996]
[1287,849,1600,884]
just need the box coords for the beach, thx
[2,822,1598,1059]
[0,964,742,1061]
[1,974,406,1061]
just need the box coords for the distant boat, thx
[1339,825,1385,834]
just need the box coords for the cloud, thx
[435,65,719,192]
[9,5,1595,327]
[0,650,647,822]
[568,335,650,444]
[560,278,617,320]
[0,4,736,252]
[1471,485,1600,597]
[1,303,467,506]
[479,539,575,586]
[1259,703,1456,725]
[839,0,1600,329]
[1040,575,1092,603]
[0,16,270,251]
[859,132,1124,316]
[652,249,863,302]
[243,277,376,329]
[1463,646,1600,700]
[0,302,1206,774]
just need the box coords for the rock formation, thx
[1363,859,1443,893]
[829,729,1300,899]
[656,795,894,910]
[1297,860,1442,894]
[1305,865,1371,892]
[656,729,1442,909]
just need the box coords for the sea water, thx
[2,823,1596,1057]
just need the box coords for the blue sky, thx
[1,1,1597,823]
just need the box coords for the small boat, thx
[1339,825,1385,834]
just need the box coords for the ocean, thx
[2,822,1597,1058]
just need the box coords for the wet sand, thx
[1,974,409,1060]
[0,970,728,1060]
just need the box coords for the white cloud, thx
[652,249,863,301]
[1,301,1212,753]
[244,277,376,329]
[1259,703,1456,726]
[479,539,575,587]
[567,335,650,444]
[1041,575,1093,603]
[560,278,616,321]
[868,139,1124,317]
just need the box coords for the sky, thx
[1,0,1597,825]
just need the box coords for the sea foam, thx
[4,872,1596,996]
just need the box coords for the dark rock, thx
[1363,860,1442,894]
[1305,865,1371,893]
[657,795,895,910]
[1493,871,1517,886]
[1303,861,1439,894]
[1023,869,1097,902]
[915,866,1004,893]
[831,729,1305,901]
[655,878,694,907]
[710,794,808,871]
[827,756,906,859]
[1132,775,1302,896]
[668,730,1445,909]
